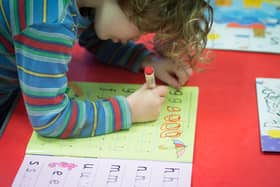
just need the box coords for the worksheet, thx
[14,82,198,186]
[256,78,280,152]
[26,82,199,163]
[207,0,280,53]
[13,155,192,187]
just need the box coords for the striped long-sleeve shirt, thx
[0,0,151,138]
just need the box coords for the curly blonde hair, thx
[119,0,213,68]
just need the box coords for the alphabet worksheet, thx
[13,155,192,187]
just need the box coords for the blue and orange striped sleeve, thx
[9,0,132,138]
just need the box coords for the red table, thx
[1,43,280,187]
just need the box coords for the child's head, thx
[119,0,213,67]
[84,0,213,67]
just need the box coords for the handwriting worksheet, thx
[26,82,198,163]
[13,155,192,187]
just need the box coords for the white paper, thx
[13,155,192,187]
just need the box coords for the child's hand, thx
[127,84,168,123]
[142,55,192,89]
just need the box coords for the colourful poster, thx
[256,78,280,152]
[26,82,199,163]
[207,0,280,53]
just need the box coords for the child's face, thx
[94,0,140,44]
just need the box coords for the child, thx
[0,0,213,138]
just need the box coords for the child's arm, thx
[78,26,151,73]
[78,27,192,88]
[13,23,133,138]
[13,23,168,138]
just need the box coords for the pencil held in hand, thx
[144,66,156,89]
